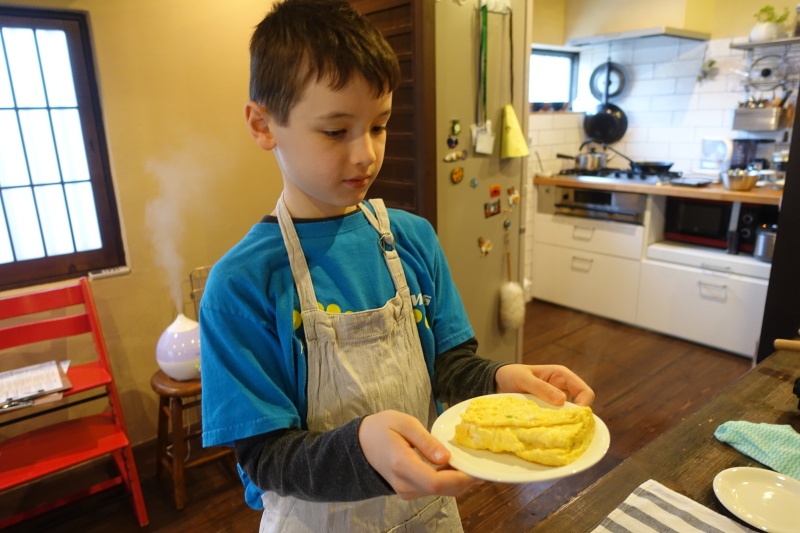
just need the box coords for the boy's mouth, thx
[343,176,371,188]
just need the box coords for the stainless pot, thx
[754,224,777,262]
[556,150,608,171]
[577,152,608,171]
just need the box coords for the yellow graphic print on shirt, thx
[293,294,431,330]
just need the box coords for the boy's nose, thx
[351,134,377,169]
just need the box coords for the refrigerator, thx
[434,0,531,365]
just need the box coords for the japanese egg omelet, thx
[453,396,594,466]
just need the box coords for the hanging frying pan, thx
[583,60,629,144]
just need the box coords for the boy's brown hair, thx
[250,0,400,125]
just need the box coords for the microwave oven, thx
[664,197,779,254]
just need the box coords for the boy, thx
[200,1,595,531]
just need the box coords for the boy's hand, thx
[495,364,595,407]
[358,410,483,500]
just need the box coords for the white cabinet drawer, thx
[647,241,771,280]
[636,259,767,358]
[533,213,644,260]
[531,242,640,324]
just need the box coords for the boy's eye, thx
[323,129,346,138]
[372,125,388,134]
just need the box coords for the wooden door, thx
[351,0,436,228]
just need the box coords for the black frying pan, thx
[583,61,628,144]
[605,145,673,174]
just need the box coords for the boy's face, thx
[247,75,392,219]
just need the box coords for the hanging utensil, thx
[583,59,629,144]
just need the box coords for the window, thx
[528,48,578,111]
[0,7,124,291]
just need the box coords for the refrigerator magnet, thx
[447,135,458,149]
[484,200,501,218]
[470,178,479,188]
[489,184,501,197]
[478,237,493,256]
[444,149,468,162]
[507,186,520,205]
[451,119,461,136]
[451,167,464,184]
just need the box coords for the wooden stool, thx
[150,370,234,510]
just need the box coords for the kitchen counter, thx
[529,347,800,532]
[533,174,783,206]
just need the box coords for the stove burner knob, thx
[614,171,622,178]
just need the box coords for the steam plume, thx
[144,139,216,313]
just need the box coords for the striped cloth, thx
[591,480,754,533]
[714,421,800,480]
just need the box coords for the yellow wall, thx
[710,0,797,38]
[564,0,689,40]
[2,0,283,444]
[531,0,566,45]
[534,0,799,43]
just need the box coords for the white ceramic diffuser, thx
[156,314,201,381]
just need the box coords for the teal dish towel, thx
[714,421,800,480]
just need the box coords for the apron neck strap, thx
[358,200,409,295]
[275,195,319,311]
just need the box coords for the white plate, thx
[431,393,610,483]
[713,467,800,533]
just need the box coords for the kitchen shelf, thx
[730,36,800,50]
[533,175,782,206]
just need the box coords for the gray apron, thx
[260,197,463,532]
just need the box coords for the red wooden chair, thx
[0,277,148,527]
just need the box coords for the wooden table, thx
[529,349,800,532]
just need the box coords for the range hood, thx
[567,26,709,46]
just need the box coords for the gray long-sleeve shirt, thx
[234,337,505,502]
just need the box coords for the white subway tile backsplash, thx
[650,94,695,112]
[694,76,731,93]
[675,77,699,94]
[669,158,694,172]
[622,142,671,160]
[693,127,738,141]
[668,142,703,159]
[629,64,655,81]
[632,42,680,64]
[616,95,651,112]
[707,39,741,59]
[528,113,554,130]
[648,126,697,143]
[619,126,648,143]
[628,110,674,126]
[678,41,707,61]
[653,59,704,79]
[631,78,677,96]
[696,92,743,110]
[673,109,727,127]
[551,112,584,129]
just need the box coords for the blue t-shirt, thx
[200,205,473,449]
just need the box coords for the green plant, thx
[754,5,790,24]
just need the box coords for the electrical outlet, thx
[481,0,510,13]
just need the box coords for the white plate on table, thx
[430,393,610,483]
[713,467,800,533]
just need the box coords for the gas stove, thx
[559,168,682,185]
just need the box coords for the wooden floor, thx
[1,300,752,532]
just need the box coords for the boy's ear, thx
[245,101,277,151]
